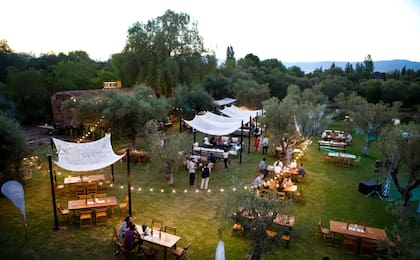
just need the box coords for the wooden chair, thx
[57,203,70,222]
[277,191,286,207]
[359,238,377,257]
[119,196,128,217]
[232,223,244,237]
[139,245,159,259]
[95,207,108,226]
[343,235,358,255]
[172,241,192,260]
[79,209,93,228]
[164,225,177,235]
[317,220,332,239]
[78,194,90,200]
[151,218,164,231]
[95,193,107,199]
[55,182,65,194]
[352,156,361,167]
[343,158,352,168]
[294,187,304,202]
[86,182,97,196]
[73,183,86,197]
[281,231,291,248]
[23,169,33,182]
[97,182,107,193]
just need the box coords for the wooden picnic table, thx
[329,220,387,241]
[68,196,118,216]
[138,226,181,260]
[64,174,105,185]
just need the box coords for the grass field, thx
[1,120,419,259]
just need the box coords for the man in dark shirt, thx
[124,224,142,256]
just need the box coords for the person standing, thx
[259,158,268,178]
[222,150,229,169]
[200,163,211,190]
[261,136,269,155]
[187,157,196,185]
[254,136,260,152]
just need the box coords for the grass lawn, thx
[1,120,419,259]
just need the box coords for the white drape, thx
[53,134,125,172]
[213,97,237,106]
[219,105,263,120]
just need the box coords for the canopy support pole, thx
[48,154,59,231]
[240,120,243,164]
[248,116,251,154]
[111,164,115,182]
[126,148,132,216]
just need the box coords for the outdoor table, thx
[318,140,346,151]
[64,174,105,185]
[138,226,181,260]
[68,196,118,215]
[327,152,357,160]
[329,220,387,241]
[273,214,295,230]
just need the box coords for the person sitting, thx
[216,135,223,146]
[282,177,293,187]
[297,163,306,177]
[345,133,352,144]
[123,224,142,256]
[259,158,268,178]
[114,216,132,255]
[203,135,211,146]
[118,216,132,239]
[273,159,283,174]
[209,136,216,146]
[321,131,328,140]
[253,173,264,189]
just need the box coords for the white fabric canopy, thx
[53,134,125,172]
[219,105,263,120]
[183,115,243,136]
[200,111,250,124]
[213,97,237,106]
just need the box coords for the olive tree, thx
[379,122,420,207]
[335,92,400,155]
[0,113,27,184]
[145,121,189,184]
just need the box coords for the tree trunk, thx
[362,141,371,155]
[165,162,174,184]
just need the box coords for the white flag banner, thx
[215,240,225,260]
[1,180,27,225]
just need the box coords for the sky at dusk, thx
[2,0,420,62]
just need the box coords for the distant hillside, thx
[284,59,420,73]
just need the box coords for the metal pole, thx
[240,120,243,163]
[48,154,59,231]
[111,164,115,182]
[126,148,132,216]
[255,112,258,134]
[193,129,196,143]
[248,116,251,154]
[50,133,54,152]
[179,116,182,133]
